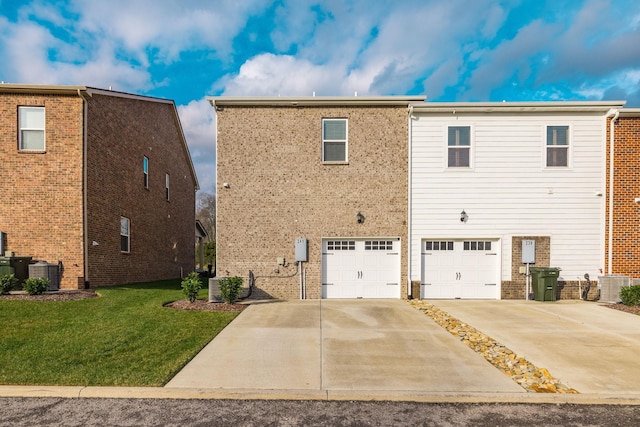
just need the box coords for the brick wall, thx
[216,105,408,299]
[85,94,196,287]
[605,116,640,278]
[502,236,550,299]
[0,93,85,289]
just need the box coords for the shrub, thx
[181,272,203,303]
[23,277,50,295]
[620,285,640,307]
[0,274,18,295]
[218,276,243,304]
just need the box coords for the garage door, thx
[421,239,499,299]
[322,238,400,299]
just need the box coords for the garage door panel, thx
[322,239,400,299]
[421,240,499,300]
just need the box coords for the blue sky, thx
[2,0,640,195]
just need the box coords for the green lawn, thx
[0,279,239,386]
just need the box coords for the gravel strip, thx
[408,300,578,394]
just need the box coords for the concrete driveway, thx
[166,299,640,400]
[429,300,640,395]
[166,300,523,396]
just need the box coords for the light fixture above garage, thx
[460,210,468,223]
[357,212,365,224]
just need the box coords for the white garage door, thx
[421,239,499,299]
[322,238,401,299]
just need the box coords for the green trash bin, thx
[0,257,15,277]
[530,267,560,301]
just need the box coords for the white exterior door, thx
[322,238,400,299]
[421,239,499,299]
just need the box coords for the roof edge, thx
[0,83,173,104]
[412,100,627,113]
[619,108,640,117]
[208,96,427,107]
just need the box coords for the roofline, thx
[0,83,174,105]
[412,101,626,113]
[208,96,427,108]
[619,108,640,117]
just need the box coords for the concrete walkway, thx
[166,300,523,395]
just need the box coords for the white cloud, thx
[177,99,217,194]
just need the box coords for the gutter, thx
[606,108,620,275]
[77,89,91,288]
[407,105,414,299]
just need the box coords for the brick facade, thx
[0,86,197,289]
[606,114,640,278]
[215,101,410,299]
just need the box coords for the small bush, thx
[218,276,243,304]
[0,274,18,295]
[620,285,640,307]
[181,272,203,303]
[23,277,50,295]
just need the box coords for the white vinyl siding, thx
[410,113,606,286]
[19,106,45,151]
[322,118,347,162]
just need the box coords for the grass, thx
[0,279,239,386]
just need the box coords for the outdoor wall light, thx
[460,210,468,223]
[357,212,365,224]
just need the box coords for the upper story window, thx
[322,118,348,162]
[447,126,470,167]
[546,126,569,167]
[143,156,149,188]
[120,217,130,253]
[165,173,170,201]
[19,106,45,151]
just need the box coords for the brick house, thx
[605,109,640,279]
[0,84,198,289]
[210,96,424,299]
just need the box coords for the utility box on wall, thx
[295,238,308,262]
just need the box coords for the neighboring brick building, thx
[605,109,640,278]
[210,96,424,299]
[0,84,198,289]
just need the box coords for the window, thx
[19,106,45,151]
[120,217,130,253]
[448,126,470,167]
[327,240,355,250]
[165,173,170,201]
[365,240,393,250]
[463,241,492,251]
[143,156,149,188]
[546,126,569,167]
[322,119,347,162]
[425,241,454,251]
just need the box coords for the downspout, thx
[407,105,414,299]
[606,109,619,275]
[77,89,90,288]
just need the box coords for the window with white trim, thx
[365,240,393,250]
[463,241,492,251]
[327,240,355,250]
[448,126,470,167]
[546,126,569,167]
[165,173,170,201]
[143,156,149,189]
[120,217,130,253]
[322,118,347,162]
[19,106,45,151]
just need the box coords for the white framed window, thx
[447,126,470,167]
[425,241,454,251]
[546,126,569,167]
[143,156,149,188]
[327,240,355,250]
[120,217,130,253]
[165,173,170,201]
[322,118,348,162]
[19,106,45,151]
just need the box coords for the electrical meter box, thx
[522,239,536,264]
[295,238,308,262]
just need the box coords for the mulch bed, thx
[603,303,640,315]
[0,290,248,312]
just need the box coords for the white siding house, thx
[409,102,624,299]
